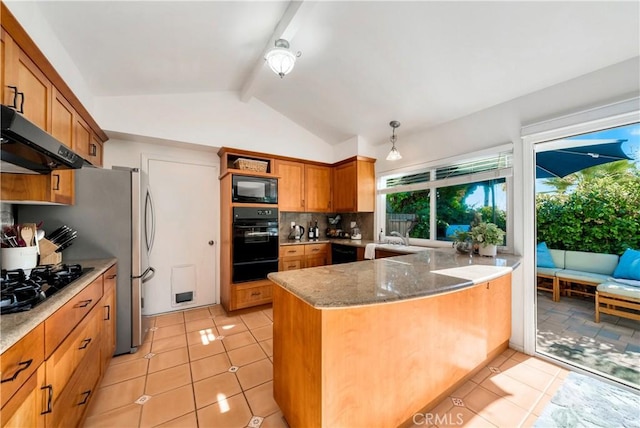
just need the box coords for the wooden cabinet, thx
[275,160,332,212]
[234,280,273,310]
[101,266,117,369]
[485,274,512,352]
[88,133,103,167]
[304,165,332,212]
[1,364,46,428]
[279,243,329,271]
[0,263,117,428]
[50,89,75,204]
[274,160,305,211]
[279,245,305,271]
[11,44,52,132]
[0,4,108,204]
[304,243,329,267]
[44,305,102,427]
[332,157,376,212]
[44,275,103,358]
[0,324,44,409]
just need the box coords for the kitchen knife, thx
[54,231,77,251]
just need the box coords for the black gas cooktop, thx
[0,264,93,314]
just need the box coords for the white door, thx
[144,158,218,315]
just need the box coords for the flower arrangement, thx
[470,222,505,247]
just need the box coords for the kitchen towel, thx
[364,243,377,260]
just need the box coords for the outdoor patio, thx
[536,290,640,388]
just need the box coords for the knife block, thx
[39,238,62,265]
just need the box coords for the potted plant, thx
[450,229,473,254]
[470,222,505,257]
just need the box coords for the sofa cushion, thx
[549,249,565,269]
[607,278,640,287]
[612,248,640,281]
[536,267,562,277]
[597,281,640,299]
[536,242,556,268]
[556,270,610,285]
[564,251,619,275]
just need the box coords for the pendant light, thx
[264,39,301,78]
[386,121,402,161]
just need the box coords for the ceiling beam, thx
[239,0,315,102]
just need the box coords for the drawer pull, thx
[287,265,296,269]
[107,274,117,280]
[287,250,296,254]
[104,304,111,321]
[76,299,93,308]
[41,385,53,414]
[251,291,261,296]
[1,359,32,383]
[78,338,92,350]
[78,390,91,406]
[312,248,320,252]
[52,174,60,191]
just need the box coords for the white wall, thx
[94,92,335,164]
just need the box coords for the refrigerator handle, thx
[133,266,155,283]
[145,189,156,253]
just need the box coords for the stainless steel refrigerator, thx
[18,166,156,355]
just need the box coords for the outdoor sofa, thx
[537,245,640,322]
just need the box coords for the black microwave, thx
[232,175,278,204]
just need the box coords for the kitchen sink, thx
[375,244,430,254]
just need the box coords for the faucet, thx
[389,231,410,246]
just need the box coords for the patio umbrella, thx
[536,140,633,178]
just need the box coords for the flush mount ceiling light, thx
[264,39,301,78]
[386,120,402,161]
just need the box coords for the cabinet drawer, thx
[280,259,302,271]
[103,264,117,295]
[235,283,272,309]
[47,344,101,428]
[45,275,103,357]
[45,304,102,401]
[0,324,44,409]
[0,364,45,428]
[304,243,328,256]
[280,245,305,257]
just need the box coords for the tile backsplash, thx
[280,212,374,241]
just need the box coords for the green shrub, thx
[536,173,640,255]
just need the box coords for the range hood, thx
[1,104,84,174]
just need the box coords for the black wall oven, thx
[232,207,279,283]
[232,174,278,204]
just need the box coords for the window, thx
[379,151,512,247]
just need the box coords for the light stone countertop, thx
[0,258,117,354]
[268,248,520,308]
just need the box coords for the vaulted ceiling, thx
[29,1,640,146]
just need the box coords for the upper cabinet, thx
[304,164,332,212]
[332,157,376,212]
[0,4,107,204]
[274,159,305,211]
[274,160,332,213]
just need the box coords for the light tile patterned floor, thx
[84,304,570,428]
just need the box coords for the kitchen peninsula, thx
[268,248,520,428]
